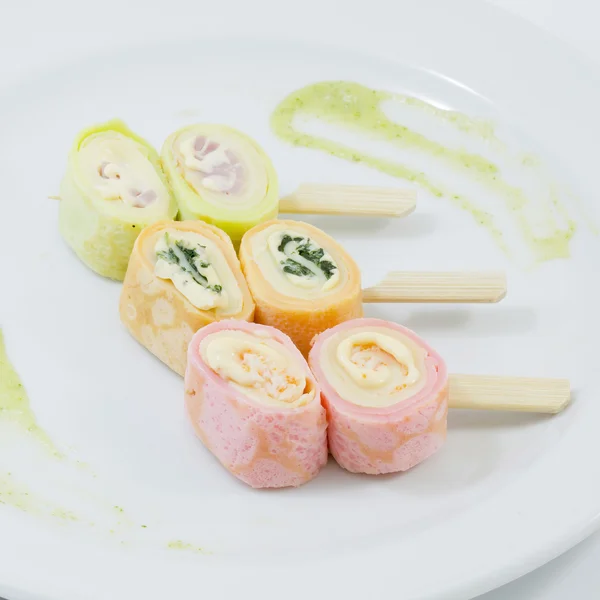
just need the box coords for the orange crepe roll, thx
[120,220,255,375]
[239,219,362,356]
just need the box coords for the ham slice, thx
[309,318,448,475]
[185,320,327,488]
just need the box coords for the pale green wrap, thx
[161,124,279,247]
[59,119,177,280]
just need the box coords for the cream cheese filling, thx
[320,326,428,408]
[250,223,345,299]
[200,330,314,408]
[77,131,169,209]
[151,229,242,315]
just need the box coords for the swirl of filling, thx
[77,131,170,210]
[321,326,428,408]
[151,229,242,315]
[249,222,344,299]
[200,330,315,408]
[172,127,269,208]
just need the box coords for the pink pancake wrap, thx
[185,320,328,488]
[309,318,448,475]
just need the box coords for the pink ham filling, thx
[98,161,158,208]
[128,189,157,208]
[188,135,245,195]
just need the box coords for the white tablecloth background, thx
[1,1,598,598]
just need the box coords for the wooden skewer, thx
[448,374,571,414]
[279,184,417,217]
[362,271,507,304]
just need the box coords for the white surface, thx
[480,3,600,598]
[0,1,599,599]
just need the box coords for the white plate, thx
[1,1,599,599]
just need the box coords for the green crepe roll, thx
[161,124,279,247]
[59,119,177,280]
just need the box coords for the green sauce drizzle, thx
[0,330,60,455]
[271,81,577,263]
[167,539,211,554]
[0,472,80,519]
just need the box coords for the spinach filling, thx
[281,258,314,278]
[157,234,222,294]
[277,234,337,280]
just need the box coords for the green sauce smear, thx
[0,330,61,456]
[0,471,82,521]
[271,81,577,262]
[0,330,76,517]
[167,539,211,554]
[0,472,44,514]
[0,331,212,554]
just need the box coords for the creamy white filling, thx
[152,229,242,315]
[266,230,340,290]
[173,128,269,206]
[250,223,345,300]
[320,326,428,408]
[200,330,314,408]
[77,131,169,209]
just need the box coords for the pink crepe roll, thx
[185,320,328,488]
[309,318,448,475]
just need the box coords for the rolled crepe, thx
[239,219,363,356]
[309,318,448,475]
[59,119,177,280]
[161,124,279,246]
[185,320,327,488]
[120,220,255,375]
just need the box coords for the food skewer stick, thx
[279,184,417,218]
[448,374,571,414]
[54,183,418,218]
[362,271,507,304]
